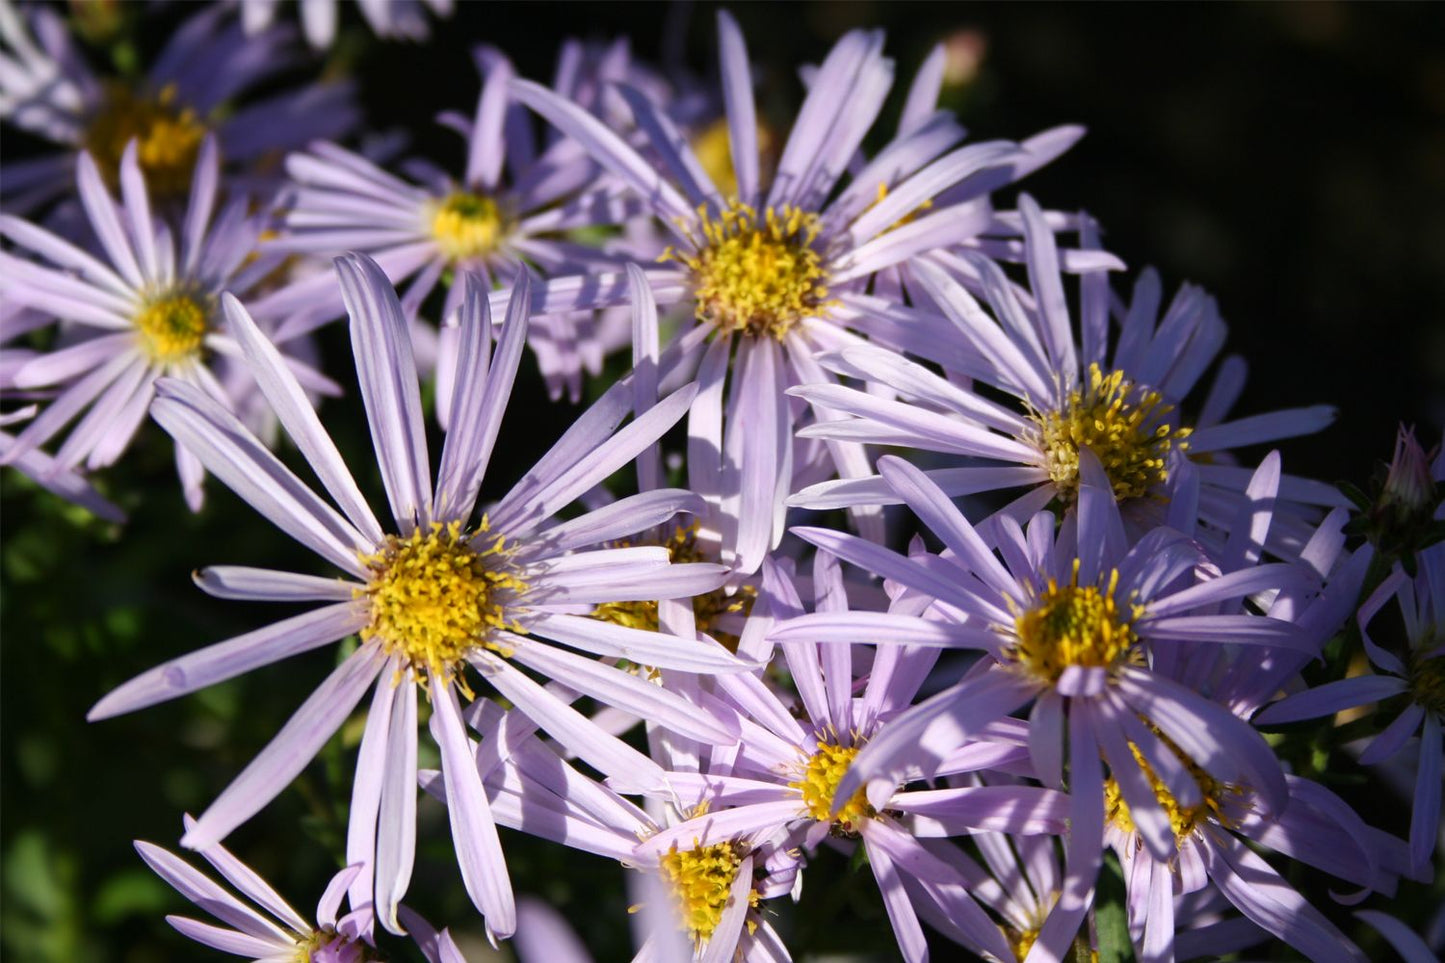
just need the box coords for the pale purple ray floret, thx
[508,10,1085,575]
[87,253,750,943]
[235,0,454,51]
[0,137,333,510]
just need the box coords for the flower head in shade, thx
[636,552,1070,963]
[774,453,1325,961]
[790,199,1345,558]
[235,0,453,50]
[255,46,642,403]
[88,255,745,943]
[0,139,333,510]
[1257,538,1445,880]
[0,2,356,212]
[510,10,1081,573]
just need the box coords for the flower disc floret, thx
[294,927,378,963]
[134,290,210,363]
[1104,732,1239,842]
[1012,564,1141,684]
[659,840,753,948]
[84,82,207,195]
[430,192,506,262]
[668,199,833,339]
[359,520,526,677]
[792,741,875,833]
[1029,363,1189,504]
[1408,650,1445,715]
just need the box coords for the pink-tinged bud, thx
[1382,425,1435,515]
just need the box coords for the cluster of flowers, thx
[2,2,1442,961]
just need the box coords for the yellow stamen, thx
[293,926,378,962]
[84,82,207,196]
[659,840,756,949]
[134,290,210,363]
[429,192,506,262]
[665,199,833,339]
[1103,728,1240,842]
[358,520,527,679]
[1010,561,1143,685]
[869,181,933,232]
[791,741,875,833]
[1027,363,1190,504]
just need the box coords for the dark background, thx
[3,2,1443,961]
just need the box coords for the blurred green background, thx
[3,2,1443,961]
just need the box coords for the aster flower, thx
[137,823,390,962]
[0,1,356,212]
[255,46,644,402]
[0,138,332,509]
[510,10,1082,573]
[87,255,746,942]
[636,551,1072,963]
[1256,539,1445,879]
[772,453,1318,960]
[235,0,453,50]
[789,197,1344,557]
[0,405,124,521]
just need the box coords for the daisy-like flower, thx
[1256,538,1445,879]
[255,47,643,402]
[138,823,385,962]
[88,256,746,943]
[773,453,1317,961]
[0,138,332,509]
[510,10,1082,573]
[790,197,1345,557]
[235,0,453,50]
[636,552,1071,963]
[0,1,356,212]
[0,405,124,521]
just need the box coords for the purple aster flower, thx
[509,10,1081,573]
[87,255,747,942]
[0,404,124,521]
[0,2,357,212]
[0,138,334,509]
[790,198,1344,558]
[636,552,1070,963]
[137,822,390,962]
[1257,541,1445,878]
[235,0,454,50]
[255,46,643,403]
[773,453,1318,961]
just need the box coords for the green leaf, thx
[1094,850,1135,963]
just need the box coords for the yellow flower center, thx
[1011,563,1142,685]
[293,926,378,962]
[1028,363,1190,504]
[666,200,833,339]
[591,523,755,650]
[689,118,775,198]
[84,82,207,196]
[359,520,527,677]
[1103,730,1239,843]
[1408,650,1445,715]
[429,192,506,262]
[659,840,755,949]
[792,741,876,833]
[134,291,210,363]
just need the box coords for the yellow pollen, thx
[1408,651,1445,715]
[1027,363,1190,505]
[869,181,934,232]
[429,192,506,262]
[791,742,875,833]
[134,291,210,363]
[664,199,833,339]
[359,520,527,678]
[1010,562,1143,685]
[84,82,207,196]
[659,840,756,949]
[591,523,755,651]
[293,926,378,963]
[1104,730,1239,843]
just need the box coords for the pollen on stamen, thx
[664,199,834,340]
[658,839,756,949]
[429,191,507,262]
[791,740,876,834]
[1010,561,1143,685]
[1026,362,1190,505]
[1104,728,1241,844]
[134,290,211,363]
[358,520,527,680]
[84,82,208,195]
